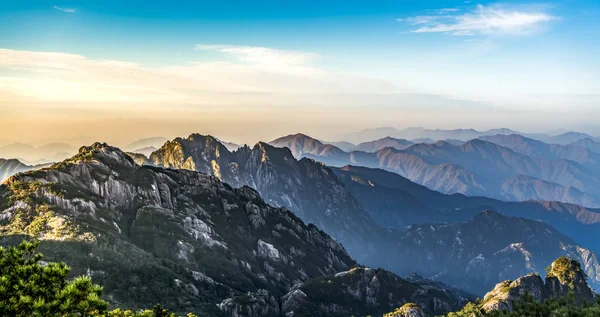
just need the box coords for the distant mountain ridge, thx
[0,158,51,183]
[0,142,76,162]
[269,133,346,158]
[148,133,600,297]
[0,142,473,316]
[352,137,414,152]
[479,134,600,167]
[270,133,600,208]
[383,210,600,295]
[341,127,598,144]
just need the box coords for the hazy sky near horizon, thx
[1,0,599,145]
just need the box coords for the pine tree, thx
[0,240,108,316]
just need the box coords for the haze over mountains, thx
[140,133,600,292]
[3,128,600,315]
[269,133,600,208]
[341,127,598,145]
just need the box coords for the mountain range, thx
[270,133,600,208]
[341,127,598,145]
[0,158,50,183]
[0,142,77,163]
[0,143,472,316]
[4,132,600,314]
[142,133,600,294]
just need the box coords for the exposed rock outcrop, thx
[482,257,597,313]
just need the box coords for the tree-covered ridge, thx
[0,240,194,317]
[443,293,600,317]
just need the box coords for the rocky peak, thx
[282,267,472,317]
[0,142,358,314]
[481,274,545,312]
[70,142,136,169]
[150,134,382,266]
[545,256,596,303]
[384,303,425,317]
[481,257,597,313]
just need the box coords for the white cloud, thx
[196,44,318,66]
[0,47,402,105]
[53,6,77,13]
[404,4,557,36]
[195,44,322,76]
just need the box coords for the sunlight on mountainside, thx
[1,0,599,316]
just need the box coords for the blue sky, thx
[0,0,599,144]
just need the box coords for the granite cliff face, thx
[0,143,470,316]
[279,267,473,317]
[0,143,354,315]
[147,135,600,298]
[481,257,596,312]
[149,134,382,264]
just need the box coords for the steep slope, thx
[500,175,600,207]
[0,158,50,183]
[544,132,596,145]
[323,140,356,152]
[333,165,600,253]
[481,257,595,312]
[302,146,492,197]
[268,133,345,158]
[281,267,474,317]
[302,138,600,207]
[148,134,600,298]
[0,143,474,317]
[126,152,150,165]
[0,159,32,183]
[384,211,600,295]
[150,134,382,264]
[0,143,356,315]
[569,138,600,153]
[480,134,600,168]
[353,137,414,152]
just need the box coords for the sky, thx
[0,0,599,146]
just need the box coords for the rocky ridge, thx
[481,257,596,312]
[0,143,469,316]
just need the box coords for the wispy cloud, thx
[195,44,322,75]
[402,4,558,36]
[195,44,318,65]
[53,6,77,13]
[0,47,400,105]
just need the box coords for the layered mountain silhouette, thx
[3,134,598,310]
[334,165,600,253]
[341,127,597,145]
[0,158,50,183]
[145,133,600,295]
[479,134,600,167]
[384,210,600,295]
[270,133,600,208]
[352,137,414,152]
[0,143,471,316]
[0,142,76,163]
